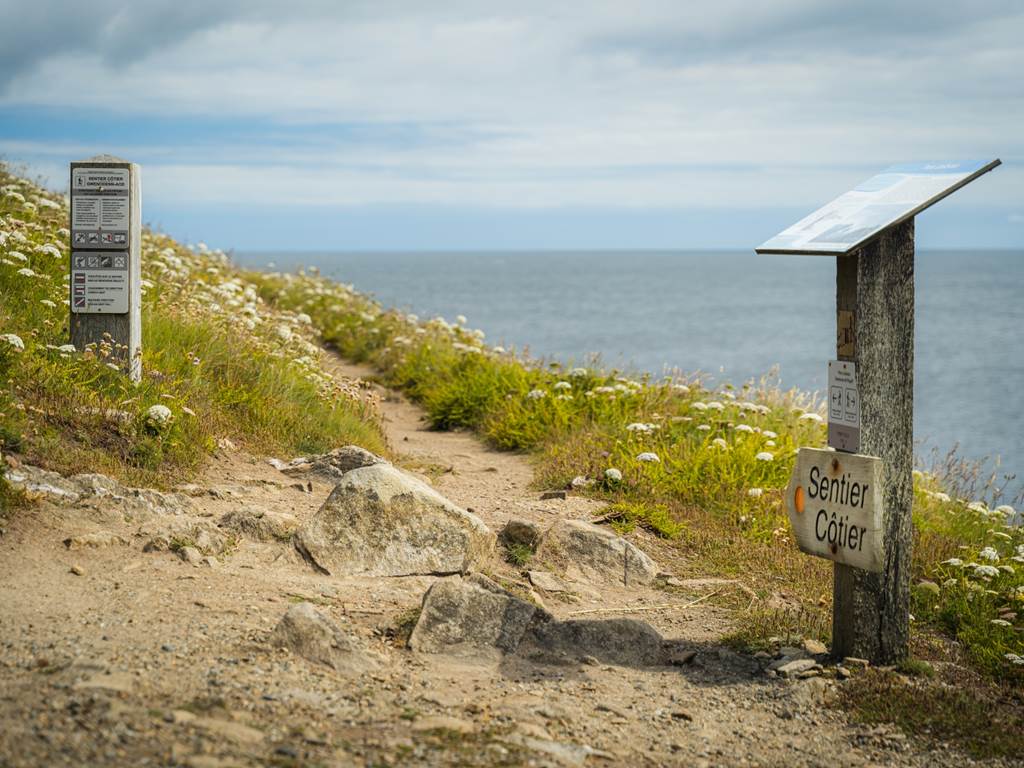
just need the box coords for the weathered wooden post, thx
[757,159,1000,664]
[69,155,142,382]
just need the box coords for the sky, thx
[1,0,1022,251]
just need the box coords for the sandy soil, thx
[0,355,989,767]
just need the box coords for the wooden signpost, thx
[69,155,142,382]
[757,160,1001,664]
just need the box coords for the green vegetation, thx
[248,252,1024,687]
[0,165,384,489]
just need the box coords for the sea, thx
[236,249,1024,502]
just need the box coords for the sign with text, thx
[785,448,883,573]
[756,159,1000,256]
[70,251,129,313]
[827,360,860,452]
[71,167,130,248]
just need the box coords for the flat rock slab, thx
[536,519,659,586]
[409,575,544,657]
[270,602,378,674]
[276,445,387,482]
[528,570,569,593]
[294,463,494,577]
[219,507,299,542]
[519,618,665,667]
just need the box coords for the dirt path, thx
[0,355,974,767]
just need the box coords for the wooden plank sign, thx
[785,447,884,573]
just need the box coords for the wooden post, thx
[832,218,915,663]
[69,156,142,382]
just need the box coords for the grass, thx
[0,165,385,489]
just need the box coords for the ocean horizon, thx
[236,248,1024,502]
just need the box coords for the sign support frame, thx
[831,218,915,663]
[69,155,142,382]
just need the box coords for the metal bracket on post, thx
[69,155,142,382]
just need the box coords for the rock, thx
[536,519,658,586]
[63,531,127,550]
[220,507,300,542]
[73,671,133,693]
[280,445,387,481]
[666,649,698,666]
[139,518,228,555]
[541,490,567,500]
[528,570,569,593]
[177,546,203,565]
[843,656,870,668]
[269,602,378,673]
[409,575,545,657]
[293,464,494,577]
[411,715,476,735]
[499,519,542,550]
[201,555,219,568]
[836,666,852,679]
[519,618,664,667]
[69,564,85,576]
[802,638,828,655]
[192,716,264,745]
[776,659,818,678]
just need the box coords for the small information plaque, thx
[828,360,860,452]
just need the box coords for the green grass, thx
[0,166,385,488]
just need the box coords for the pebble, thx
[70,565,85,576]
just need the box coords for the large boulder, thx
[409,575,547,657]
[269,602,377,673]
[293,464,494,577]
[536,519,659,586]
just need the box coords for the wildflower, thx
[526,389,546,400]
[553,381,571,391]
[712,438,728,450]
[492,346,506,354]
[747,488,763,498]
[941,558,963,567]
[1,333,25,351]
[933,492,951,503]
[999,565,1015,574]
[755,452,774,462]
[456,314,467,325]
[706,401,725,411]
[626,422,657,434]
[691,402,708,411]
[592,386,616,395]
[9,250,27,262]
[36,244,61,259]
[990,619,1012,627]
[40,299,56,309]
[1005,653,1024,666]
[105,362,119,371]
[672,384,690,393]
[765,440,776,447]
[995,504,1016,518]
[974,564,999,579]
[56,344,75,353]
[798,413,824,423]
[569,367,588,378]
[636,452,660,463]
[145,404,173,427]
[17,267,35,277]
[979,547,1000,562]
[734,424,754,433]
[296,312,312,324]
[967,501,988,514]
[697,424,711,431]
[762,431,778,439]
[605,468,623,483]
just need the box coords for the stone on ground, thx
[499,519,542,550]
[536,519,658,586]
[409,574,545,657]
[63,531,127,549]
[219,507,299,542]
[518,618,665,667]
[269,602,377,673]
[527,570,569,593]
[293,463,494,577]
[280,445,387,482]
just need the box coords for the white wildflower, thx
[990,619,1012,627]
[1005,653,1024,666]
[1,333,25,351]
[691,402,708,412]
[941,558,963,567]
[706,401,725,411]
[9,250,27,262]
[569,367,588,378]
[763,431,778,439]
[697,424,711,431]
[17,267,35,277]
[798,412,824,423]
[765,440,776,447]
[967,501,988,514]
[933,492,951,503]
[672,383,690,393]
[296,312,312,324]
[636,452,660,463]
[979,547,1000,562]
[755,452,774,462]
[974,564,999,578]
[734,424,754,433]
[995,504,1016,518]
[604,468,623,483]
[56,344,76,353]
[492,346,506,354]
[276,325,293,342]
[712,438,728,450]
[36,244,61,259]
[747,488,764,498]
[626,422,658,434]
[145,404,173,426]
[40,299,56,308]
[456,314,467,325]
[526,389,547,400]
[553,381,572,391]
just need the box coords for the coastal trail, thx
[0,352,967,767]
